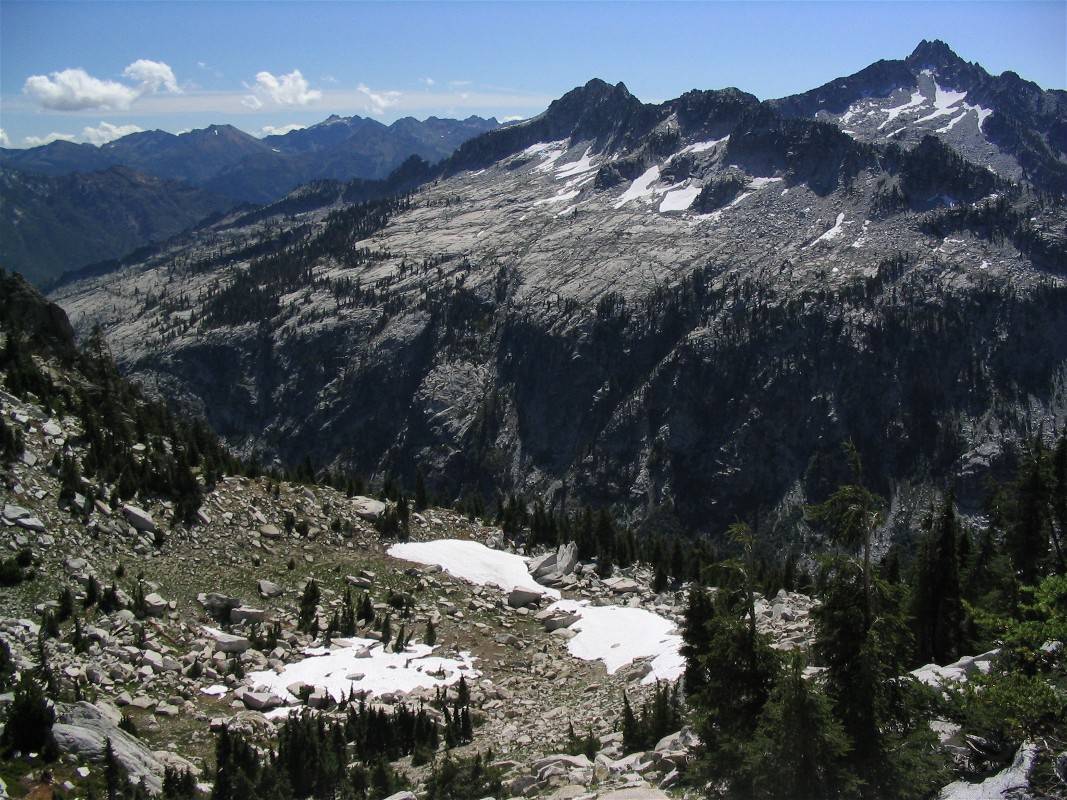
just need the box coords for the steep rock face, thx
[52,49,1067,539]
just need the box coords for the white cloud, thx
[249,69,321,106]
[24,131,78,147]
[24,68,140,111]
[357,83,402,115]
[241,94,264,110]
[81,121,143,145]
[500,115,526,122]
[23,60,181,111]
[420,77,435,87]
[0,129,10,147]
[258,123,306,137]
[122,59,181,94]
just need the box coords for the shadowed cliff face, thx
[51,50,1067,540]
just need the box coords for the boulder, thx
[230,606,266,625]
[2,504,31,522]
[142,593,169,617]
[121,504,157,533]
[507,587,545,608]
[199,593,242,618]
[242,691,284,711]
[258,579,284,598]
[598,789,668,800]
[352,497,386,520]
[259,524,282,539]
[529,551,558,578]
[52,702,194,794]
[555,541,578,575]
[203,627,250,654]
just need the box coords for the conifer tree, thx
[913,493,964,664]
[738,654,854,800]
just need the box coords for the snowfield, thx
[547,599,685,683]
[388,539,560,598]
[247,638,479,703]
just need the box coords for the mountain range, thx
[0,114,499,285]
[42,40,1067,540]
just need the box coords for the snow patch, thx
[678,136,729,155]
[547,599,684,683]
[614,166,662,208]
[748,176,783,189]
[387,539,560,598]
[659,185,702,213]
[807,213,848,247]
[534,189,581,206]
[878,90,926,129]
[247,639,479,703]
[555,147,598,179]
[913,83,969,125]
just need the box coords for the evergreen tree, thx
[806,441,883,619]
[1,672,55,755]
[912,493,964,664]
[738,654,855,800]
[298,579,320,633]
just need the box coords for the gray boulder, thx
[203,628,250,654]
[199,592,242,618]
[52,702,194,793]
[121,504,157,533]
[507,587,545,608]
[258,579,284,598]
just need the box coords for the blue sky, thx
[1,1,1064,148]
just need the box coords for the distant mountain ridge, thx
[0,114,500,203]
[0,165,232,286]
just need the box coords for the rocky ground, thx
[0,382,821,799]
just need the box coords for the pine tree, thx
[806,441,883,619]
[424,619,437,647]
[298,579,320,633]
[738,654,855,800]
[913,493,964,664]
[1,672,55,755]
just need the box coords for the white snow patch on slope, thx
[851,219,871,249]
[937,111,969,134]
[388,539,560,598]
[936,743,1037,800]
[555,147,598,179]
[523,140,568,173]
[748,176,783,189]
[878,90,926,129]
[807,212,848,247]
[913,83,968,125]
[534,189,581,206]
[247,639,478,703]
[659,185,702,212]
[678,136,729,155]
[614,166,662,208]
[972,105,994,132]
[548,599,684,683]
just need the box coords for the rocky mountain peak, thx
[906,38,967,71]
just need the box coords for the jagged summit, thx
[906,38,967,70]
